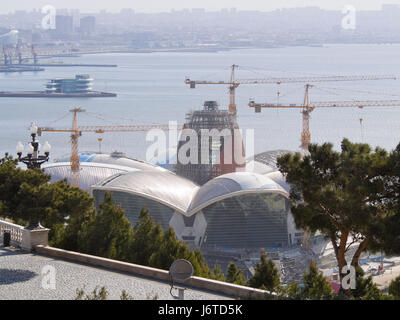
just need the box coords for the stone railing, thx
[0,219,24,247]
[0,219,49,251]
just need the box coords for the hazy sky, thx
[1,0,400,14]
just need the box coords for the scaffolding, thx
[176,101,245,185]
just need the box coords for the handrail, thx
[0,219,24,247]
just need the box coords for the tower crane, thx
[185,64,396,115]
[37,107,173,187]
[249,84,400,150]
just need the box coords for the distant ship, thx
[45,74,94,94]
[0,74,117,98]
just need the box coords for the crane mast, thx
[70,107,84,187]
[301,84,313,149]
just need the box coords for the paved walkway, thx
[0,247,232,300]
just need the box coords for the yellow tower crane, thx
[185,64,396,115]
[38,107,172,187]
[249,84,400,150]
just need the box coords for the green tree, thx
[226,262,246,285]
[130,207,163,265]
[49,182,95,250]
[78,192,133,261]
[0,154,94,244]
[376,145,400,255]
[284,282,302,300]
[388,275,400,299]
[0,154,50,225]
[248,250,280,292]
[277,139,398,294]
[211,262,225,282]
[149,227,193,269]
[130,209,211,278]
[301,260,333,300]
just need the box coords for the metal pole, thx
[178,288,185,300]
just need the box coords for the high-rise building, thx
[55,15,73,37]
[80,16,96,36]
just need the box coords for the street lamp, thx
[16,122,51,169]
[16,123,52,229]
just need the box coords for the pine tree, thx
[226,262,246,285]
[389,275,400,299]
[301,260,333,300]
[352,267,383,300]
[248,250,280,291]
[130,207,163,265]
[77,192,133,261]
[212,262,225,282]
[148,227,191,270]
[277,138,400,295]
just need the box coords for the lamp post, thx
[16,123,51,169]
[16,123,51,230]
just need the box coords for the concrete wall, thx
[34,245,274,300]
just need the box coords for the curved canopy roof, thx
[253,150,292,171]
[91,170,199,214]
[187,172,288,215]
[55,152,166,172]
[265,171,291,193]
[43,162,139,191]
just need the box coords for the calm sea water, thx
[1,44,400,162]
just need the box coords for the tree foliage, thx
[226,262,246,285]
[301,260,333,300]
[130,207,163,265]
[211,262,225,282]
[77,192,133,261]
[0,154,94,245]
[248,250,280,291]
[277,139,400,293]
[388,275,400,299]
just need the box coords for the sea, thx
[1,44,400,163]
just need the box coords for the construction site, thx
[20,62,400,289]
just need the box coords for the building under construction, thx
[176,101,246,185]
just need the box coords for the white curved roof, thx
[253,150,292,171]
[43,162,139,191]
[90,168,289,217]
[245,159,275,175]
[91,170,200,214]
[55,152,166,172]
[187,172,288,215]
[265,171,291,193]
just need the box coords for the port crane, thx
[185,64,396,115]
[249,84,400,150]
[38,107,173,187]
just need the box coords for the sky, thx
[1,0,400,14]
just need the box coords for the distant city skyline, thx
[1,0,400,14]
